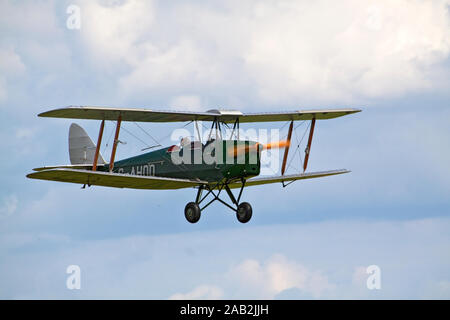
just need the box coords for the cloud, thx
[0,0,449,301]
[169,95,203,111]
[1,0,448,109]
[0,1,61,38]
[169,285,224,300]
[0,195,18,219]
[0,233,70,251]
[0,47,26,75]
[2,218,448,299]
[0,1,80,109]
[66,0,450,105]
[117,39,222,101]
[243,0,450,103]
[228,254,334,299]
[78,0,155,70]
[352,266,368,287]
[168,254,334,300]
[0,47,26,103]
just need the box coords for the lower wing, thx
[26,168,206,190]
[27,168,349,190]
[227,169,350,189]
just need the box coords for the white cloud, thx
[241,0,450,103]
[228,254,334,299]
[117,39,223,99]
[168,254,334,300]
[0,47,26,76]
[71,0,450,105]
[352,266,368,287]
[1,218,450,299]
[15,127,36,140]
[169,95,203,111]
[0,233,70,251]
[0,195,18,219]
[0,1,78,108]
[0,47,26,103]
[169,285,224,300]
[0,1,61,37]
[1,0,448,108]
[78,0,155,70]
[0,0,449,300]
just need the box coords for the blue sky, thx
[0,0,449,299]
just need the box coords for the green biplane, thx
[27,106,360,223]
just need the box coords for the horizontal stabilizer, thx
[228,169,350,189]
[26,169,206,190]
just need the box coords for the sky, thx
[0,0,449,299]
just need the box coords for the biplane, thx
[27,106,360,223]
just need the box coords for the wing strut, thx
[92,119,105,171]
[195,120,202,143]
[281,121,294,176]
[303,118,316,172]
[109,115,122,172]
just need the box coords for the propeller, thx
[260,140,290,151]
[228,140,290,157]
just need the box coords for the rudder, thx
[69,123,105,165]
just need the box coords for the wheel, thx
[236,202,252,223]
[184,202,201,223]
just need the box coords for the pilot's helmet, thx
[180,137,191,147]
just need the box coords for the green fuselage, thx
[97,140,261,183]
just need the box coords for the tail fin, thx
[69,123,105,165]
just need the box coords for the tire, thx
[236,202,252,223]
[184,202,201,223]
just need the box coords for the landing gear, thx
[184,179,253,223]
[184,202,201,223]
[236,202,252,223]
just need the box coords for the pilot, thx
[180,136,191,148]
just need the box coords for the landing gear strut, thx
[183,179,252,223]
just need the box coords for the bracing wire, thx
[121,126,151,149]
[285,121,310,174]
[133,122,162,147]
[105,121,114,148]
[103,121,115,159]
[286,124,302,173]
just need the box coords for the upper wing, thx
[38,106,361,123]
[26,168,206,190]
[237,110,361,123]
[227,169,350,189]
[39,106,219,122]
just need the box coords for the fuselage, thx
[97,139,261,183]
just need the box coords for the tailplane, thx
[69,123,105,165]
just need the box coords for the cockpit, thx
[167,137,205,153]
